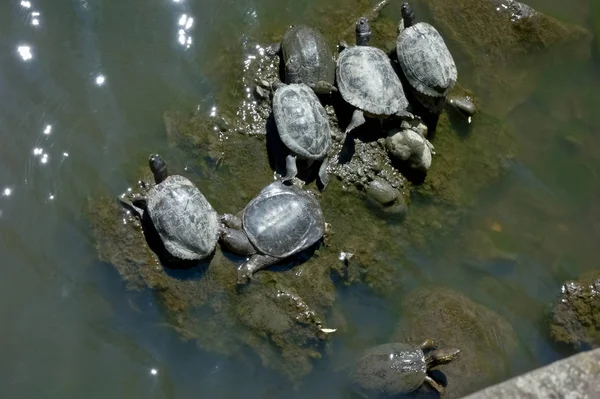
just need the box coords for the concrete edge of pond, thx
[461,348,600,398]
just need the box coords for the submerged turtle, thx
[336,17,413,140]
[219,181,326,284]
[119,154,219,261]
[273,83,332,188]
[350,340,460,397]
[396,2,477,120]
[267,25,337,95]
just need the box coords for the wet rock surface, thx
[393,286,518,398]
[550,272,600,350]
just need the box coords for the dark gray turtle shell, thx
[242,181,325,258]
[397,22,457,98]
[146,175,219,260]
[281,25,335,89]
[336,46,409,116]
[351,343,427,397]
[273,83,332,160]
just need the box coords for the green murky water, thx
[1,0,598,397]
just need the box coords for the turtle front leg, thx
[282,154,299,182]
[221,213,243,230]
[237,254,279,284]
[424,375,446,396]
[313,81,338,95]
[219,225,256,257]
[318,158,330,189]
[446,95,477,123]
[264,42,281,57]
[346,109,366,135]
[420,339,438,351]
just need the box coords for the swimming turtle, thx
[336,17,413,140]
[273,83,332,188]
[396,2,477,120]
[267,25,337,95]
[219,181,326,284]
[119,154,219,261]
[350,340,460,397]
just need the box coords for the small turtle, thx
[219,181,326,284]
[350,340,460,397]
[266,25,337,95]
[120,154,219,261]
[273,83,332,188]
[396,2,476,120]
[336,17,413,140]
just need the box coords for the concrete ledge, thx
[462,349,600,398]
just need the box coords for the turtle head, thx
[355,17,371,46]
[401,2,416,29]
[149,154,168,184]
[426,347,460,368]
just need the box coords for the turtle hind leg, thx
[313,81,337,95]
[281,154,298,182]
[424,375,445,396]
[237,254,279,284]
[219,227,256,257]
[318,158,329,189]
[345,109,366,134]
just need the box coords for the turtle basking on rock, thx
[336,17,414,140]
[272,83,332,188]
[350,340,460,397]
[266,25,337,95]
[119,154,219,261]
[219,181,327,284]
[395,2,477,121]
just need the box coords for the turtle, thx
[395,2,477,120]
[218,181,326,284]
[272,83,332,188]
[350,340,460,397]
[336,17,413,141]
[266,25,337,95]
[119,154,219,261]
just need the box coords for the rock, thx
[461,348,600,398]
[550,272,600,350]
[420,0,592,117]
[366,178,399,205]
[393,286,518,398]
[386,129,434,172]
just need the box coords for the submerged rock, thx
[420,0,592,117]
[462,348,600,398]
[550,272,600,350]
[393,286,518,398]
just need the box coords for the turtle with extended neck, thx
[395,2,477,121]
[119,154,219,261]
[336,17,414,140]
[350,340,460,397]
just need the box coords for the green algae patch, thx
[420,0,591,117]
[394,286,518,399]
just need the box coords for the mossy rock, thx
[550,271,600,350]
[420,0,591,117]
[393,286,518,398]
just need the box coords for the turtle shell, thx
[281,25,335,89]
[242,181,325,258]
[146,175,219,260]
[351,343,427,397]
[273,83,332,160]
[336,46,409,117]
[397,22,457,98]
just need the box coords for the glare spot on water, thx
[3,188,12,197]
[20,1,31,8]
[150,368,158,376]
[62,152,69,158]
[95,75,106,86]
[43,124,52,135]
[17,45,33,61]
[176,13,194,49]
[41,153,49,164]
[32,18,39,26]
[49,194,55,200]
[33,147,43,156]
[210,106,217,117]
